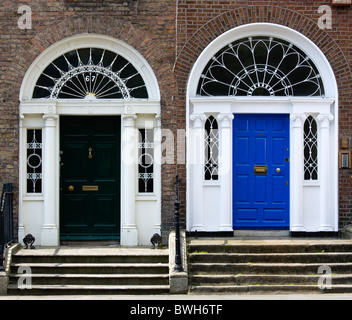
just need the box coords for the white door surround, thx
[186,23,339,234]
[19,34,161,246]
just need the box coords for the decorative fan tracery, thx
[197,37,324,97]
[33,48,148,100]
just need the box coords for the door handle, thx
[88,147,93,159]
[276,168,281,173]
[68,185,74,192]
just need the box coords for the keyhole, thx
[88,147,93,159]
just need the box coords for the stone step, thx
[10,262,169,275]
[190,274,352,286]
[189,262,352,275]
[187,240,352,294]
[7,284,170,296]
[189,284,352,294]
[8,247,170,295]
[188,242,352,254]
[9,273,169,286]
[189,252,352,264]
[12,254,169,264]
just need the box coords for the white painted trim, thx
[186,23,339,233]
[18,34,161,247]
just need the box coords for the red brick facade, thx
[1,0,352,241]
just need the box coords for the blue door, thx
[233,114,290,229]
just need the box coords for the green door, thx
[60,116,121,240]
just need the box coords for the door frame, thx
[186,23,338,234]
[19,34,161,247]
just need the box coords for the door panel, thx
[233,114,290,229]
[60,116,121,240]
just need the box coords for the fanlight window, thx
[197,37,324,97]
[33,48,148,100]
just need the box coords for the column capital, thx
[19,115,25,128]
[190,113,206,128]
[317,113,334,128]
[122,114,137,127]
[217,113,234,127]
[43,114,58,126]
[155,114,161,128]
[290,113,306,127]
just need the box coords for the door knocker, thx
[88,147,93,159]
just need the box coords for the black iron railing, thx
[0,183,14,270]
[174,175,183,272]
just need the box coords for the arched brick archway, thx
[174,6,351,98]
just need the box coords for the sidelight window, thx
[304,115,318,181]
[138,129,154,193]
[204,115,219,181]
[26,129,43,193]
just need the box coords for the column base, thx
[319,225,333,232]
[190,225,205,232]
[290,226,306,232]
[18,226,26,246]
[41,226,59,246]
[121,226,138,246]
[219,225,233,232]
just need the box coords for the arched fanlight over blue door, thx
[197,37,325,97]
[33,48,149,100]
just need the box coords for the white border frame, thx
[19,34,161,246]
[186,23,338,233]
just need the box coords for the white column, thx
[317,113,334,231]
[154,114,162,235]
[290,114,306,232]
[41,114,59,246]
[18,115,25,243]
[121,114,138,246]
[190,113,206,232]
[217,113,234,232]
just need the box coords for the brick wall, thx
[1,0,352,242]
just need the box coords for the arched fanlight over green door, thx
[33,48,149,100]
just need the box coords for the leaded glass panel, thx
[33,48,148,100]
[304,116,318,181]
[204,116,219,181]
[197,37,324,97]
[27,129,42,193]
[138,129,154,193]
